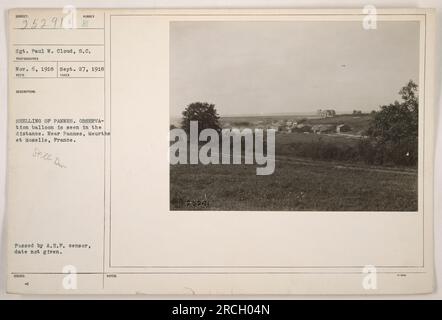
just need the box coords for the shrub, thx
[361,80,418,167]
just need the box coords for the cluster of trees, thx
[360,80,418,166]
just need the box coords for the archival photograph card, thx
[6,8,435,294]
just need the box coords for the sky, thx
[170,21,420,117]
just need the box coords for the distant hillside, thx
[170,117,181,128]
[219,113,373,135]
[171,113,374,135]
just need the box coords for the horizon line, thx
[170,110,376,118]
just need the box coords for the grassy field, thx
[170,112,417,211]
[170,159,417,211]
[170,131,417,211]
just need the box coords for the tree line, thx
[175,80,419,167]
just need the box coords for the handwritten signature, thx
[33,147,67,169]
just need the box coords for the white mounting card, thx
[6,8,436,294]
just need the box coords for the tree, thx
[363,80,418,166]
[181,102,221,134]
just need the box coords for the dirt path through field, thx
[275,155,417,176]
[208,150,417,176]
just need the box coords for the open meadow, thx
[170,115,418,211]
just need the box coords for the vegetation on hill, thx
[360,80,418,166]
[180,102,221,134]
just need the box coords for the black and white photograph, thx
[2,6,438,297]
[169,20,420,211]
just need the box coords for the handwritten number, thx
[52,17,58,28]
